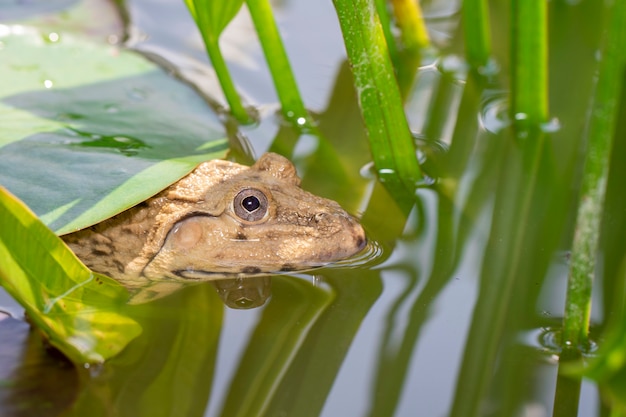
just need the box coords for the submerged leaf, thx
[0,187,141,364]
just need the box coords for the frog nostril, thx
[314,213,327,223]
[356,234,367,250]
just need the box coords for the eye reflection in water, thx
[211,276,272,309]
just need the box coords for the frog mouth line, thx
[173,264,324,280]
[174,269,265,280]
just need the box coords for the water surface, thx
[0,0,619,416]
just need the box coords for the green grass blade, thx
[332,0,422,193]
[511,0,548,126]
[245,0,309,126]
[562,0,626,349]
[0,187,141,364]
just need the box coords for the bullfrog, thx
[63,153,366,303]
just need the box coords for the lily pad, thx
[0,27,228,234]
[0,186,141,364]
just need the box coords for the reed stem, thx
[246,0,309,126]
[562,0,626,349]
[331,0,422,193]
[462,0,491,68]
[510,0,548,125]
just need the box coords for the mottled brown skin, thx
[63,153,366,301]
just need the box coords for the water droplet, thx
[416,175,437,187]
[359,161,376,179]
[541,117,561,133]
[438,55,467,76]
[296,117,307,126]
[479,94,510,133]
[43,79,53,89]
[477,59,500,77]
[514,112,528,121]
[111,168,129,175]
[48,32,60,43]
[9,25,27,36]
[75,133,149,156]
[127,87,147,101]
[56,113,83,122]
[105,104,119,113]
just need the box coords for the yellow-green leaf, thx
[0,187,141,364]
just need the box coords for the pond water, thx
[0,0,622,416]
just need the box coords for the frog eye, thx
[233,188,269,222]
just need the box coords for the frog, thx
[62,152,366,303]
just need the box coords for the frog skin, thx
[62,153,366,302]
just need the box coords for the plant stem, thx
[373,0,398,62]
[510,0,548,126]
[245,0,309,126]
[552,350,582,417]
[390,0,430,52]
[202,38,251,122]
[462,0,491,68]
[189,0,250,123]
[332,0,422,193]
[389,0,430,95]
[562,0,626,349]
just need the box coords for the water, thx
[0,0,622,416]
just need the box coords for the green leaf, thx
[0,187,142,364]
[0,28,228,234]
[185,0,245,39]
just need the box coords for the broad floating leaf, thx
[0,27,229,234]
[0,187,141,364]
